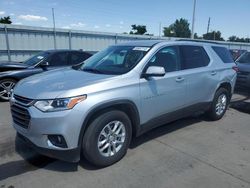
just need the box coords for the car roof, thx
[44,49,87,53]
[116,39,225,47]
[116,40,165,47]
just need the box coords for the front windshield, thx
[80,46,149,75]
[23,52,50,66]
[236,52,250,64]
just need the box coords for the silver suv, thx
[10,40,237,167]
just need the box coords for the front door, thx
[140,46,187,124]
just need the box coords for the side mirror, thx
[142,66,166,78]
[39,61,49,70]
[40,61,49,67]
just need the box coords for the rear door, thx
[179,45,214,106]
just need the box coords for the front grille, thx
[14,94,33,106]
[11,104,31,129]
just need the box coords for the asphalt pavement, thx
[0,92,250,188]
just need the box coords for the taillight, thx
[232,66,239,72]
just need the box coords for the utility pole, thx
[191,0,197,39]
[52,8,57,49]
[159,22,162,38]
[207,17,210,34]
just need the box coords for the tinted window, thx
[147,46,180,72]
[212,46,234,63]
[180,45,210,69]
[49,52,69,66]
[70,52,91,65]
[236,52,250,64]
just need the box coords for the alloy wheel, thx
[0,80,15,100]
[97,120,126,157]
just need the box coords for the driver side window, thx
[148,46,180,72]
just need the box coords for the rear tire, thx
[207,88,230,120]
[0,79,16,101]
[82,110,132,167]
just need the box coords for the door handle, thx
[175,77,185,82]
[211,71,217,76]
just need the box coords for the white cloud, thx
[0,11,5,15]
[105,24,111,27]
[18,14,48,21]
[10,13,15,16]
[61,22,86,29]
[13,22,22,25]
[61,26,71,29]
[120,21,124,25]
[70,22,86,28]
[94,25,100,29]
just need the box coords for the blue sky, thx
[0,0,250,39]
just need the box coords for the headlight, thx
[34,95,87,112]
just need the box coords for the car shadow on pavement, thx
[230,90,250,114]
[0,112,223,180]
[130,117,203,149]
[0,136,78,181]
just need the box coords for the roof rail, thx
[176,39,222,45]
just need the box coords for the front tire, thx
[82,110,132,167]
[0,79,16,101]
[207,88,229,120]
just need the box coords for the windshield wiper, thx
[82,68,104,74]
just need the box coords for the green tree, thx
[228,35,237,42]
[203,31,224,41]
[129,24,147,35]
[0,16,12,24]
[228,35,250,43]
[163,18,191,38]
[194,33,202,39]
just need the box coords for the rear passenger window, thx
[180,45,210,69]
[70,52,84,65]
[212,46,234,63]
[50,52,69,66]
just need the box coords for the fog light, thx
[48,135,68,148]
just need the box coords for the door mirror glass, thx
[143,66,166,77]
[39,61,49,67]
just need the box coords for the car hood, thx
[14,68,119,99]
[237,63,250,72]
[0,61,28,72]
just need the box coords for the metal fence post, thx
[53,30,57,49]
[4,25,11,61]
[115,33,118,44]
[69,30,72,49]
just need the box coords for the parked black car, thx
[235,51,250,90]
[0,50,92,101]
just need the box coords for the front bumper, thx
[17,132,80,162]
[10,100,88,162]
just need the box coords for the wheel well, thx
[78,102,140,146]
[217,82,232,100]
[0,77,18,82]
[218,82,232,94]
